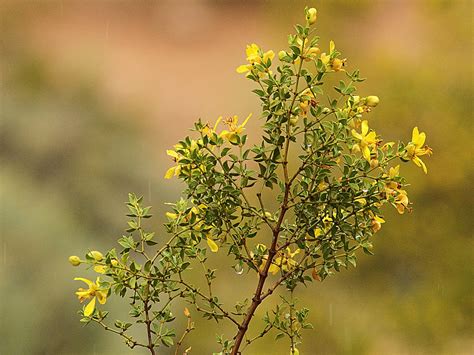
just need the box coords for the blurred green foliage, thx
[0,1,472,354]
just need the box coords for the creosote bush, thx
[69,8,432,355]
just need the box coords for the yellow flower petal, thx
[412,127,426,147]
[268,263,280,275]
[213,116,222,131]
[246,43,260,59]
[96,290,107,305]
[236,64,251,73]
[84,297,96,317]
[263,50,275,63]
[361,120,369,135]
[240,113,252,128]
[362,146,371,161]
[206,237,219,253]
[419,159,428,174]
[75,290,91,301]
[365,131,377,144]
[351,130,363,140]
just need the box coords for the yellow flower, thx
[317,181,329,192]
[201,117,222,137]
[320,41,346,71]
[394,189,409,214]
[331,58,345,71]
[246,43,260,63]
[385,180,410,214]
[405,127,433,174]
[219,114,252,144]
[281,248,300,272]
[314,228,323,237]
[371,215,385,233]
[388,165,400,179]
[299,88,315,116]
[351,120,378,161]
[74,277,108,317]
[262,50,275,63]
[305,46,320,61]
[236,44,274,75]
[259,254,281,275]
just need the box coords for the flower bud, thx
[366,95,380,107]
[351,144,361,154]
[289,116,299,126]
[68,255,81,266]
[306,8,317,25]
[278,50,287,60]
[352,95,360,104]
[89,250,104,262]
[321,107,331,114]
[370,159,379,168]
[111,259,119,267]
[304,47,320,61]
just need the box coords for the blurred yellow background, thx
[1,1,472,354]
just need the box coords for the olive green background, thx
[1,1,472,354]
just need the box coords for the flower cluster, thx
[236,44,275,77]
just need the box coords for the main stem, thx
[231,42,305,354]
[144,297,156,355]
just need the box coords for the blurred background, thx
[1,0,472,354]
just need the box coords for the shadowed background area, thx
[1,0,472,354]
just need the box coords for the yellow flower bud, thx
[289,116,299,126]
[184,307,191,318]
[370,159,379,169]
[306,8,317,25]
[89,250,104,262]
[68,255,81,266]
[278,50,287,60]
[366,95,380,107]
[111,259,119,267]
[304,47,320,61]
